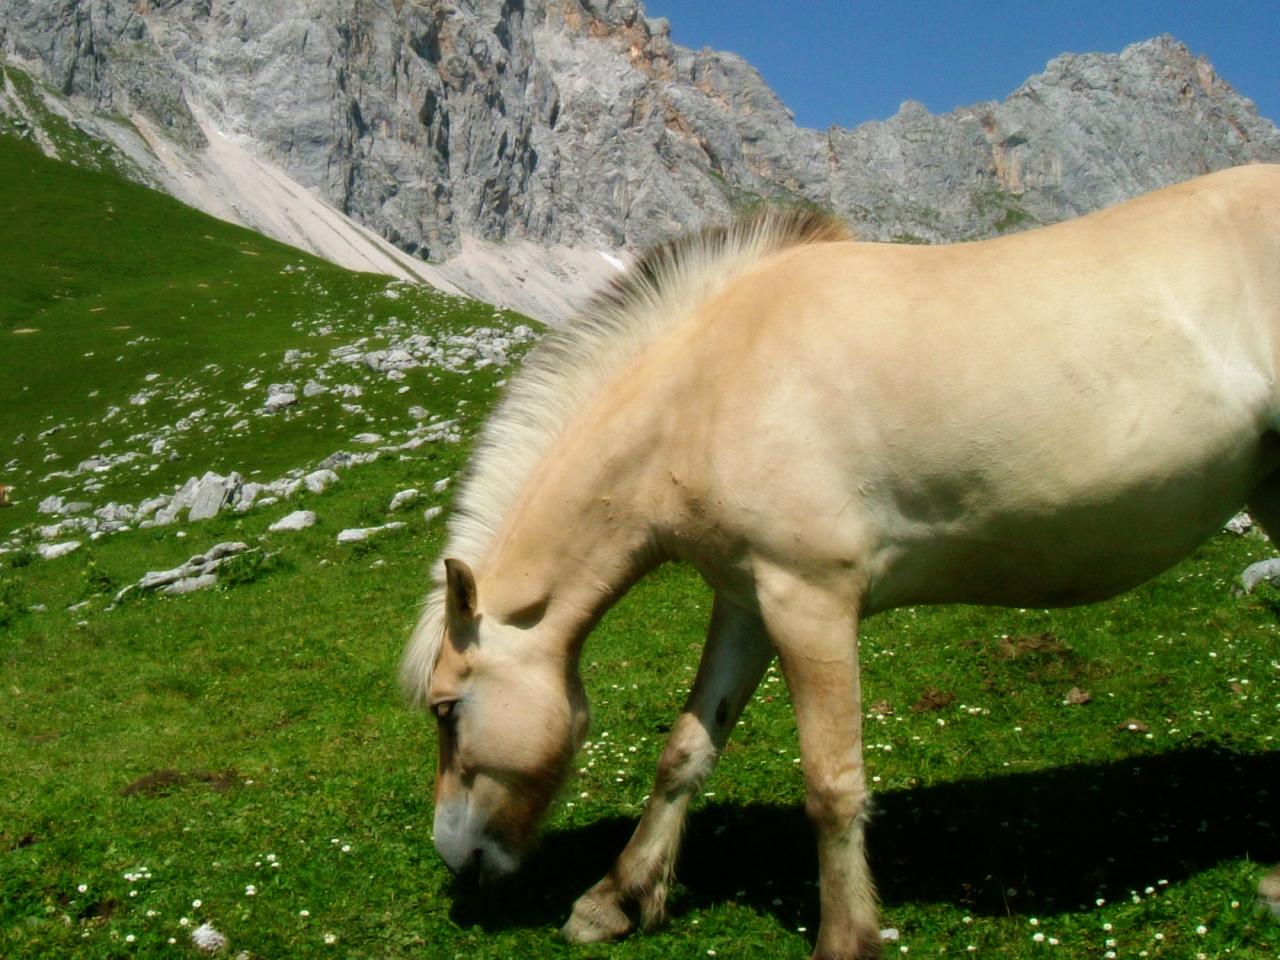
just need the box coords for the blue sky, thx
[641,1,1279,129]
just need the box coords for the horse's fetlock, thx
[637,881,670,931]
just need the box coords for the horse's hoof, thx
[1259,868,1280,918]
[562,892,633,943]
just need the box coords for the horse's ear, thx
[444,558,478,627]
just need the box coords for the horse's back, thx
[677,166,1280,612]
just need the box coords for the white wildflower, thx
[191,921,228,953]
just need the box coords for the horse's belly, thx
[861,429,1276,613]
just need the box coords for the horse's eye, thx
[434,701,457,725]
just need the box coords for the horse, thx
[403,164,1280,960]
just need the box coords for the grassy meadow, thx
[3,124,1280,960]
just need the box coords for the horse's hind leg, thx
[562,594,772,943]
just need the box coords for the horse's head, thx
[425,558,589,881]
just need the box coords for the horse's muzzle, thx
[433,801,521,881]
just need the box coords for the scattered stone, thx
[389,489,420,512]
[161,574,218,596]
[1118,719,1151,734]
[1239,558,1280,594]
[336,522,406,544]
[303,380,327,397]
[318,450,378,471]
[303,469,339,495]
[37,541,81,560]
[269,510,316,532]
[116,542,252,602]
[36,496,64,519]
[188,471,242,521]
[1065,687,1092,705]
[1225,512,1254,535]
[423,505,444,524]
[263,383,298,412]
[352,433,384,445]
[432,477,451,494]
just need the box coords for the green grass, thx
[3,130,1280,959]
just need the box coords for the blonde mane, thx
[401,207,853,704]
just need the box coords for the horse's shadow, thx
[448,744,1280,932]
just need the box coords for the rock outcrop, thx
[3,1,1277,318]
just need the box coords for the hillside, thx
[3,2,1278,320]
[0,131,534,557]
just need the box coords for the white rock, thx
[432,477,451,494]
[264,392,297,413]
[234,482,263,512]
[188,471,240,522]
[1240,558,1280,594]
[37,541,81,560]
[161,574,219,596]
[36,495,65,514]
[138,565,192,591]
[1225,511,1254,535]
[136,495,169,520]
[336,522,405,544]
[352,433,384,445]
[423,505,444,524]
[201,542,249,563]
[388,489,420,512]
[269,510,316,532]
[303,380,327,398]
[304,469,340,494]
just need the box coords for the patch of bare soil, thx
[119,767,239,797]
[911,687,957,713]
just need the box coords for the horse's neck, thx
[478,417,665,646]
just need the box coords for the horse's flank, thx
[401,207,854,703]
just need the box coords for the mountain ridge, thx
[2,1,1278,320]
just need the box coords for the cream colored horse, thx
[404,165,1280,960]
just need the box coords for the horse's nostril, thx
[453,846,484,881]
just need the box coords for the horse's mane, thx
[401,207,853,705]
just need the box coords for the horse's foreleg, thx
[562,594,771,943]
[761,570,880,960]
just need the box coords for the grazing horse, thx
[404,165,1280,959]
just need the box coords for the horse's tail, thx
[401,206,853,706]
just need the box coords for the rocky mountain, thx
[3,0,1278,320]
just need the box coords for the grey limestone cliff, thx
[2,0,1278,316]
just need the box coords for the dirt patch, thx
[120,767,239,797]
[912,688,957,713]
[3,831,37,851]
[997,632,1071,660]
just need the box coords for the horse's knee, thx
[804,771,869,835]
[654,719,716,794]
